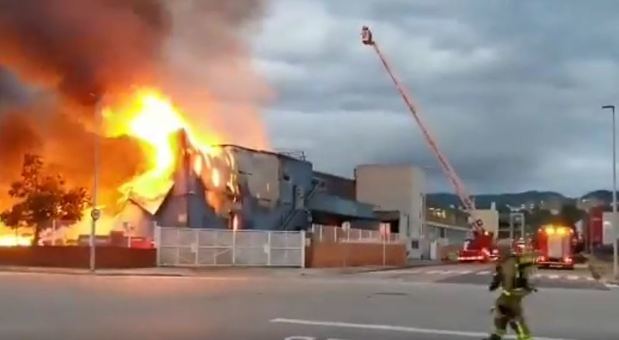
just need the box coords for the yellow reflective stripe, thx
[515,322,524,335]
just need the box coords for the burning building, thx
[114,128,382,241]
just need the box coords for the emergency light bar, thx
[539,225,573,235]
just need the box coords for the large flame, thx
[0,87,246,245]
[103,88,220,201]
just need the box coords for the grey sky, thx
[254,0,619,196]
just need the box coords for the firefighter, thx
[485,240,537,340]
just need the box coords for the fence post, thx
[267,231,272,266]
[194,229,198,266]
[382,233,387,266]
[232,229,237,265]
[176,228,181,266]
[154,224,161,266]
[301,230,306,268]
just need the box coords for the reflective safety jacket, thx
[489,255,535,296]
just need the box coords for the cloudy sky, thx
[252,0,619,196]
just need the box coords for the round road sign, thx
[91,208,101,221]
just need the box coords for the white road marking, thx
[548,274,560,279]
[586,277,595,281]
[476,270,491,275]
[567,275,579,280]
[271,318,578,340]
[425,270,443,274]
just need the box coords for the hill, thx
[427,191,571,210]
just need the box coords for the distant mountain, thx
[428,190,618,210]
[581,190,617,202]
[427,191,570,210]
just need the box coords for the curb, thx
[348,262,454,274]
[0,266,186,277]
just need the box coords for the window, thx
[411,240,419,249]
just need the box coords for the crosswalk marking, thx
[370,268,596,282]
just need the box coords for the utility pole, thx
[90,96,102,272]
[602,104,618,280]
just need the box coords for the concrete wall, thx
[355,164,426,258]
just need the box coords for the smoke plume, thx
[0,0,171,106]
[0,0,272,209]
[158,0,272,149]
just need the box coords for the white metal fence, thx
[310,224,402,244]
[155,227,306,267]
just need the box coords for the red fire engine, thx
[536,225,574,270]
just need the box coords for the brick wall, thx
[306,242,406,267]
[0,246,156,268]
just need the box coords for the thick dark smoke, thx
[0,0,170,106]
[0,0,169,207]
[0,0,270,209]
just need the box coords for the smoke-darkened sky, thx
[255,0,619,196]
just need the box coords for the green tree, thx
[0,154,90,245]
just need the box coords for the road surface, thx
[0,265,616,340]
[358,263,608,290]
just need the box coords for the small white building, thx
[602,212,618,246]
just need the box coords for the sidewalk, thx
[0,266,189,277]
[0,259,453,278]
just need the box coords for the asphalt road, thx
[0,268,616,340]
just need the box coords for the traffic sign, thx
[91,208,101,221]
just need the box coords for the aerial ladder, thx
[360,26,496,262]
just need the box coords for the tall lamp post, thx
[602,104,618,280]
[90,95,103,272]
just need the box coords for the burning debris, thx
[0,0,271,244]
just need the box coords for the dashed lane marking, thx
[271,318,578,340]
[476,270,491,275]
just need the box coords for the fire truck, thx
[360,26,496,262]
[535,225,574,269]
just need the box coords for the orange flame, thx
[0,234,32,247]
[103,87,221,201]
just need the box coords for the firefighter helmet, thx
[495,239,513,260]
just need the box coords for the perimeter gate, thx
[156,227,306,267]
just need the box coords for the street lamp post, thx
[602,104,618,280]
[90,97,102,272]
